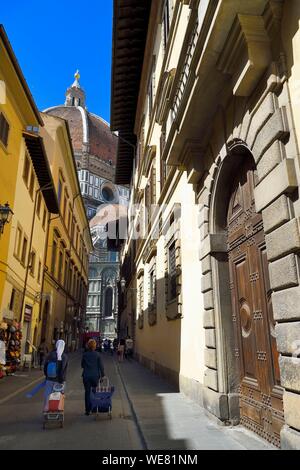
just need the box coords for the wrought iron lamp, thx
[0,202,13,235]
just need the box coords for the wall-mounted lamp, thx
[0,202,13,235]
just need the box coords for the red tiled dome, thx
[45,106,117,165]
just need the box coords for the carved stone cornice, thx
[217,14,272,97]
[142,239,157,264]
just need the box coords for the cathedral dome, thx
[44,71,117,166]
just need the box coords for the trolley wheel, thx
[108,408,112,420]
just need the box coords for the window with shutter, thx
[0,112,9,147]
[168,241,177,300]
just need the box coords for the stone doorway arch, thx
[200,140,284,446]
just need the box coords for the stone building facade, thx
[45,73,129,340]
[111,0,300,449]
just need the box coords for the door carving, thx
[227,156,284,447]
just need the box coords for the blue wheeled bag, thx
[90,377,114,420]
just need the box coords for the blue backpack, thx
[47,360,57,379]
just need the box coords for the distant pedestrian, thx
[38,339,48,370]
[125,336,133,359]
[117,338,125,363]
[81,339,105,416]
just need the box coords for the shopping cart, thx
[43,382,65,429]
[90,377,114,420]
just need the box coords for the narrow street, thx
[0,354,274,451]
[0,353,142,450]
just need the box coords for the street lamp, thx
[0,202,14,235]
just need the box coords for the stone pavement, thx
[0,352,276,450]
[116,357,276,451]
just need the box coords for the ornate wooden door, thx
[227,156,284,447]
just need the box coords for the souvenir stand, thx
[0,320,22,378]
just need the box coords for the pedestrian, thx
[38,339,48,370]
[43,339,68,405]
[125,336,133,359]
[117,338,125,363]
[81,339,105,416]
[113,338,118,353]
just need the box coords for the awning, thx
[111,0,152,184]
[23,132,59,214]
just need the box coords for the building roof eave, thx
[23,132,59,214]
[110,0,152,185]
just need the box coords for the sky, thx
[1,0,113,122]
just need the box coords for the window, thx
[89,175,94,185]
[149,268,156,305]
[57,178,63,208]
[23,152,30,186]
[95,177,99,187]
[0,112,9,147]
[38,260,42,284]
[9,288,15,311]
[68,205,72,232]
[102,186,114,202]
[58,251,63,284]
[21,235,28,265]
[104,288,113,317]
[42,207,47,230]
[51,239,57,276]
[29,251,36,276]
[163,0,171,50]
[138,276,144,316]
[29,169,35,199]
[64,259,68,289]
[148,58,156,118]
[14,226,22,259]
[63,195,67,221]
[168,241,177,301]
[36,192,42,218]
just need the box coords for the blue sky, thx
[1,0,113,122]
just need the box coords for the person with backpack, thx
[43,339,68,404]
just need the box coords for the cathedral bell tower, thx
[65,70,86,108]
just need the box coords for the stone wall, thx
[197,59,300,447]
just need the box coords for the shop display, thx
[0,320,22,377]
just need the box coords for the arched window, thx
[104,287,113,317]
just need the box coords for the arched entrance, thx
[225,152,284,444]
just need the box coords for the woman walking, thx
[43,339,68,404]
[81,339,105,416]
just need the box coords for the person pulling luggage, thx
[43,339,68,405]
[81,339,105,416]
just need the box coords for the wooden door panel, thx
[227,156,284,447]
